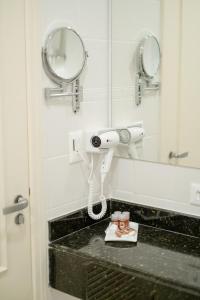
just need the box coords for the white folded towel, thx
[105,222,139,242]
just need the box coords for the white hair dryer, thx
[117,125,145,159]
[86,130,120,220]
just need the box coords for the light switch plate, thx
[190,183,200,206]
[69,131,83,164]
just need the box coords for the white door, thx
[0,1,33,299]
[178,0,200,168]
[160,0,200,168]
[160,0,181,163]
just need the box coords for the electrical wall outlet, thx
[69,131,83,164]
[190,183,200,206]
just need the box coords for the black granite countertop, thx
[49,200,200,299]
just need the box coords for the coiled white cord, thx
[87,154,107,220]
[77,148,108,220]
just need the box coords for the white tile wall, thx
[41,1,109,299]
[41,0,109,221]
[112,0,160,42]
[111,158,200,217]
[112,0,160,161]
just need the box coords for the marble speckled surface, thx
[49,199,200,241]
[49,200,200,299]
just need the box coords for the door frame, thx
[25,0,48,299]
[0,79,7,274]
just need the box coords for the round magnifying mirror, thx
[140,35,160,79]
[42,27,87,84]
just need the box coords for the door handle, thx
[169,151,189,159]
[3,195,28,215]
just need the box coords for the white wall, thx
[41,1,109,299]
[111,0,160,162]
[41,0,109,220]
[112,158,200,217]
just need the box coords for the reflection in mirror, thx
[43,27,87,84]
[42,27,87,113]
[111,0,200,169]
[46,28,86,82]
[136,34,160,106]
[141,35,160,78]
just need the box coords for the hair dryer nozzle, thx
[91,131,119,149]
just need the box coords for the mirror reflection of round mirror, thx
[43,27,87,84]
[141,35,160,78]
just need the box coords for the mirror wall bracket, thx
[136,73,160,106]
[135,34,161,106]
[45,79,83,113]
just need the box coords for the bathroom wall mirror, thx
[139,35,160,79]
[42,27,87,113]
[136,34,160,106]
[111,0,200,169]
[43,27,87,84]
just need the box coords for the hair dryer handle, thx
[101,148,114,177]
